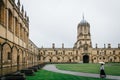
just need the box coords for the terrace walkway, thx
[43,64,120,80]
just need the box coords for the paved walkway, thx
[43,64,120,80]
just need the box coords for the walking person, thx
[100,63,106,78]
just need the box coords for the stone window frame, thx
[68,52,72,55]
[113,50,115,55]
[0,2,5,26]
[110,52,112,55]
[104,50,106,55]
[94,58,96,60]
[114,56,116,60]
[97,50,99,55]
[20,23,23,39]
[8,9,13,32]
[15,17,19,37]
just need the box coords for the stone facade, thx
[39,17,120,63]
[0,0,39,76]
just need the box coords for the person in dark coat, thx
[100,63,106,78]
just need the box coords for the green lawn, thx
[26,69,109,80]
[56,63,120,76]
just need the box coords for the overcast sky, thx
[19,0,120,48]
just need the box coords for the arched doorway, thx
[49,59,51,62]
[83,55,89,63]
[17,55,20,70]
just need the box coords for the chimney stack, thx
[108,44,111,48]
[104,44,106,48]
[62,43,64,48]
[118,44,120,48]
[52,43,55,49]
[95,44,98,48]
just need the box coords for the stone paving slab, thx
[43,64,120,80]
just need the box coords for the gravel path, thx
[43,64,120,80]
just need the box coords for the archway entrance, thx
[49,59,51,62]
[83,55,89,63]
[17,55,20,70]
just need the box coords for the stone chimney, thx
[104,44,106,48]
[52,43,55,49]
[62,43,64,48]
[95,44,98,48]
[108,44,111,48]
[118,44,120,48]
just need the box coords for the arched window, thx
[114,56,116,60]
[97,50,99,55]
[0,1,5,26]
[23,28,25,41]
[84,44,88,51]
[20,24,23,39]
[110,52,112,55]
[26,32,29,42]
[75,56,77,60]
[15,17,19,36]
[103,57,105,60]
[104,50,106,55]
[76,50,78,55]
[113,50,115,55]
[8,9,13,32]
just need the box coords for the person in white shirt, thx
[100,63,106,78]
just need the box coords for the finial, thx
[17,0,20,7]
[27,16,29,22]
[17,0,20,11]
[21,5,24,13]
[25,11,27,17]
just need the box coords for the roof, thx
[79,15,90,26]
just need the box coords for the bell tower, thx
[74,15,92,53]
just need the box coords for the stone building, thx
[0,0,39,76]
[39,16,120,63]
[0,0,120,76]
